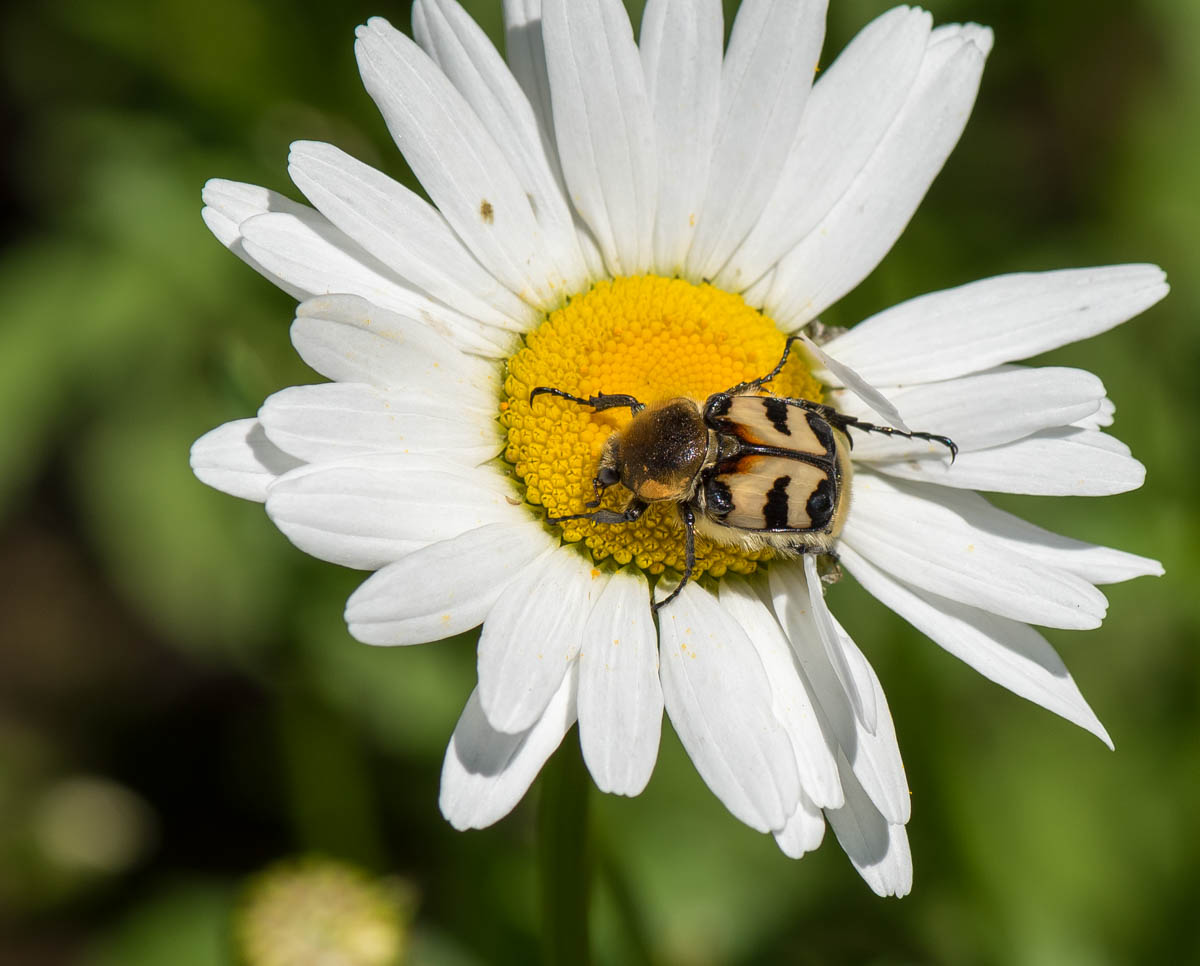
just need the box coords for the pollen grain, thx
[503,275,822,580]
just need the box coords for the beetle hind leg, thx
[816,550,843,586]
[652,505,696,613]
[830,412,958,462]
[781,397,958,462]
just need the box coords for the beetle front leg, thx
[546,498,647,527]
[584,465,621,508]
[529,387,646,415]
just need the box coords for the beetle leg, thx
[546,498,647,527]
[720,334,805,396]
[529,386,646,415]
[652,504,696,613]
[817,550,843,586]
[584,466,621,508]
[781,397,958,462]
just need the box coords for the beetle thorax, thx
[610,399,709,502]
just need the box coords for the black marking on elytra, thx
[706,478,733,517]
[807,412,835,456]
[806,476,836,529]
[763,397,791,436]
[763,475,792,529]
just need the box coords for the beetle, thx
[530,334,957,610]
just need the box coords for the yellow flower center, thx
[502,275,823,581]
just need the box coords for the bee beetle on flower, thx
[192,0,1167,897]
[531,333,957,609]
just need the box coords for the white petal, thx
[773,792,826,859]
[684,0,828,281]
[190,418,303,503]
[843,471,1109,628]
[773,572,910,825]
[1075,396,1116,430]
[823,265,1170,385]
[345,521,557,645]
[542,0,657,275]
[742,265,775,309]
[258,382,502,466]
[239,208,399,302]
[477,546,598,734]
[812,556,883,735]
[933,22,994,57]
[768,560,876,738]
[802,334,910,432]
[657,581,800,833]
[718,6,931,290]
[355,17,576,307]
[201,179,311,301]
[411,0,589,296]
[289,295,499,406]
[717,575,842,809]
[873,427,1147,496]
[241,208,514,358]
[840,545,1113,747]
[503,0,559,177]
[202,178,309,229]
[896,484,1162,585]
[439,671,577,830]
[264,454,524,570]
[765,26,991,328]
[825,754,912,898]
[577,568,663,796]
[639,0,722,274]
[287,141,536,331]
[501,1,610,281]
[841,366,1106,460]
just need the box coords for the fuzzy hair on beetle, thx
[530,335,957,611]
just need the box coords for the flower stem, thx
[537,732,591,966]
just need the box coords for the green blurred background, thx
[1,0,1196,963]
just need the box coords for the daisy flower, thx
[191,0,1167,897]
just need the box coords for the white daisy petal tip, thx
[190,418,304,503]
[439,672,578,831]
[355,15,392,41]
[837,543,1118,750]
[657,581,802,833]
[476,547,598,736]
[773,795,826,860]
[826,756,913,898]
[938,22,995,57]
[344,522,556,646]
[578,568,663,797]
